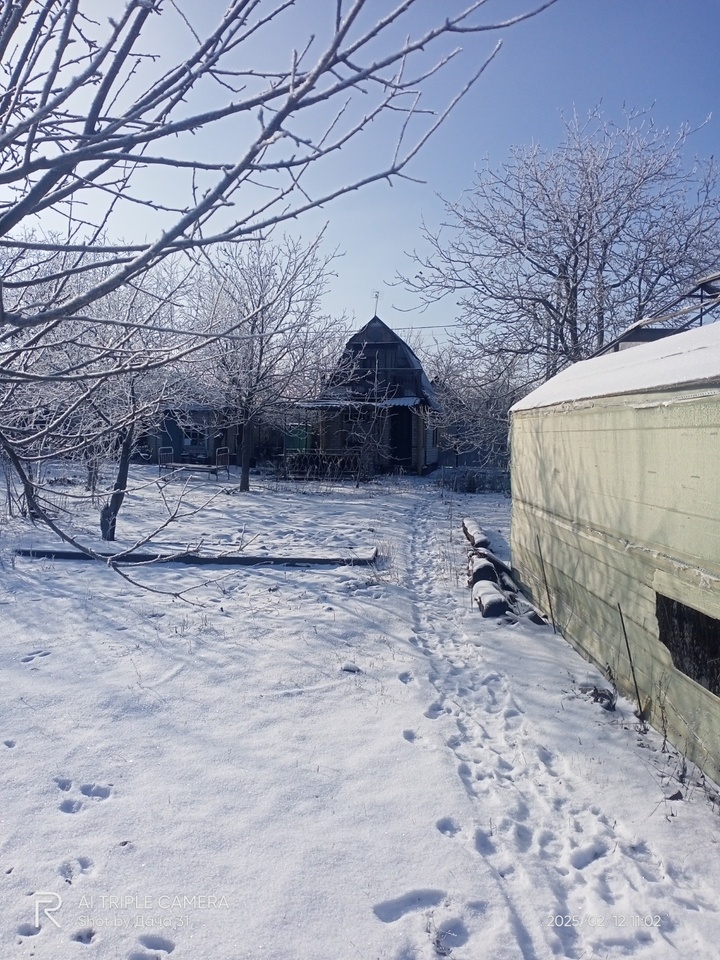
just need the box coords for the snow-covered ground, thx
[1,472,719,960]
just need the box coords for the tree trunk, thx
[239,417,253,492]
[101,425,134,541]
[20,461,40,520]
[85,454,100,493]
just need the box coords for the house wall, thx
[412,411,439,473]
[428,424,439,465]
[149,417,184,460]
[510,386,720,781]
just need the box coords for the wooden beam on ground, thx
[15,548,378,567]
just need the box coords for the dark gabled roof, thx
[346,315,423,370]
[340,315,439,408]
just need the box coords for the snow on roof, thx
[511,321,720,412]
[295,396,422,409]
[377,396,422,408]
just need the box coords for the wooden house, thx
[509,322,720,780]
[286,316,440,477]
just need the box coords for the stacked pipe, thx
[462,518,545,623]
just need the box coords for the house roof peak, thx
[357,313,391,333]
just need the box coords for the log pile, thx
[462,517,545,624]
[461,518,490,549]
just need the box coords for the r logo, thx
[34,892,62,929]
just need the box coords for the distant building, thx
[285,315,440,477]
[510,322,720,780]
[592,270,720,355]
[143,405,231,465]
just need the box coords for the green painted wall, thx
[510,386,720,781]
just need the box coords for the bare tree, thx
[0,0,556,333]
[421,342,516,468]
[405,109,720,390]
[185,235,337,491]
[0,255,183,536]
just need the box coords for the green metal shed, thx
[510,322,720,780]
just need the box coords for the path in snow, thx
[378,490,720,959]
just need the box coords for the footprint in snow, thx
[21,650,51,664]
[436,817,461,837]
[474,827,497,856]
[424,702,446,720]
[536,745,559,777]
[373,889,446,923]
[568,840,609,870]
[80,783,112,800]
[4,739,15,748]
[55,777,109,812]
[71,927,97,945]
[59,856,94,884]
[458,762,475,789]
[128,933,176,958]
[510,821,533,854]
[398,671,414,684]
[503,705,524,727]
[139,934,175,952]
[431,917,470,956]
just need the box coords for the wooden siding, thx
[510,387,720,781]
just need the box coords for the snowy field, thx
[1,471,719,960]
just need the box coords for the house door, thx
[390,407,413,468]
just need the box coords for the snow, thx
[471,580,509,617]
[511,321,720,411]
[296,396,423,408]
[2,472,720,959]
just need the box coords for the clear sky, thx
[301,0,720,341]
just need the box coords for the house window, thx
[183,428,205,447]
[656,594,720,697]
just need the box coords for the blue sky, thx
[304,0,720,339]
[65,1,720,343]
